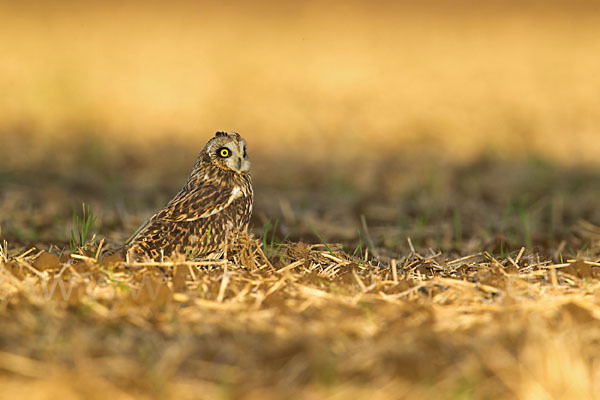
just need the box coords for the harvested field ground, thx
[2,1,600,399]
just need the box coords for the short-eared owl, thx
[120,131,253,260]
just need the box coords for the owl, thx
[116,131,253,261]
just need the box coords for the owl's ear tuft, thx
[215,131,228,137]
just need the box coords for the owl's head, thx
[201,131,250,174]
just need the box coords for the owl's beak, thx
[236,157,250,173]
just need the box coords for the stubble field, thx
[1,1,600,399]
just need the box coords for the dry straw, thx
[1,234,599,398]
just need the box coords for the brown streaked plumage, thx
[114,131,253,261]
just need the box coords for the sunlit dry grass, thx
[1,241,600,399]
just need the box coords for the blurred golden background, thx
[1,0,600,164]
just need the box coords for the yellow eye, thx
[218,148,230,158]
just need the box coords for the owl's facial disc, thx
[214,139,250,174]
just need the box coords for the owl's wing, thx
[158,184,242,221]
[125,184,241,245]
[123,218,152,247]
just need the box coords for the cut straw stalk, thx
[391,259,398,282]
